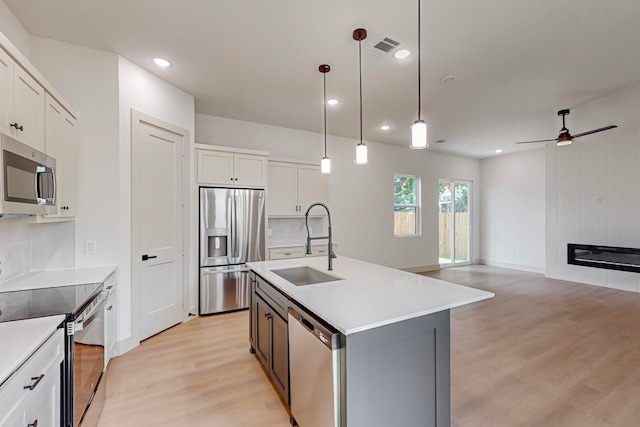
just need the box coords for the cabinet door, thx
[13,66,45,151]
[255,295,271,370]
[234,153,267,187]
[268,162,298,216]
[45,94,78,217]
[197,150,234,185]
[270,313,289,404]
[23,371,60,427]
[297,164,328,214]
[105,291,116,367]
[249,274,256,350]
[0,398,25,426]
[0,49,14,139]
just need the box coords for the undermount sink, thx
[270,266,343,286]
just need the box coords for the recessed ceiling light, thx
[394,49,411,59]
[435,139,447,144]
[327,99,338,106]
[380,125,390,130]
[153,58,171,67]
[495,149,503,153]
[440,75,456,84]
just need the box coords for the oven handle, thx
[74,290,110,331]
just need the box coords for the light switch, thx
[85,240,97,254]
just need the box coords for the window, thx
[394,174,420,236]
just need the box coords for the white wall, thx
[546,84,640,292]
[479,149,545,273]
[0,1,30,58]
[29,38,195,353]
[117,57,195,344]
[196,114,481,270]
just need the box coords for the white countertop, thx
[0,266,116,293]
[0,315,65,386]
[248,256,494,335]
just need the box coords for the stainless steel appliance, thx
[0,133,57,217]
[288,303,344,427]
[0,276,114,427]
[199,187,265,315]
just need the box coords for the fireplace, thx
[568,244,640,273]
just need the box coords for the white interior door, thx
[132,111,186,341]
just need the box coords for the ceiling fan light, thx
[557,133,573,146]
[321,157,331,174]
[355,143,368,165]
[410,120,428,149]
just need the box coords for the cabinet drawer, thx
[0,328,64,413]
[307,243,338,258]
[255,275,288,320]
[269,247,306,260]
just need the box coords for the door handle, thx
[141,254,157,261]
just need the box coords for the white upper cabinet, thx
[268,161,298,216]
[44,94,78,217]
[268,161,328,216]
[0,49,45,151]
[196,145,268,188]
[0,49,13,140]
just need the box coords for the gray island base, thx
[344,309,450,426]
[247,256,493,427]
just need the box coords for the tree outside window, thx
[394,175,420,236]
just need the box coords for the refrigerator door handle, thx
[227,191,234,265]
[236,190,245,263]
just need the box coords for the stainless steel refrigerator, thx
[199,187,265,315]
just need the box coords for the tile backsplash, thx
[0,219,75,284]
[268,217,326,247]
[0,219,31,282]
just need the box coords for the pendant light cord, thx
[323,72,327,156]
[359,39,363,143]
[417,0,421,120]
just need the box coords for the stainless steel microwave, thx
[0,133,56,217]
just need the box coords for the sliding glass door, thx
[438,179,471,267]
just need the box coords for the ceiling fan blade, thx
[515,138,557,144]
[572,125,618,139]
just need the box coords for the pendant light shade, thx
[321,156,331,173]
[355,143,368,165]
[319,64,331,174]
[410,120,428,149]
[353,28,368,165]
[410,0,429,149]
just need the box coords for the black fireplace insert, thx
[568,244,640,273]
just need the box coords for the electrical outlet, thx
[309,227,313,235]
[268,228,272,236]
[85,240,97,254]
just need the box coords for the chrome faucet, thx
[305,202,337,271]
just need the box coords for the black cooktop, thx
[0,282,103,323]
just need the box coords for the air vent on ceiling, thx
[368,36,402,57]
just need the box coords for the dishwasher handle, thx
[288,306,340,350]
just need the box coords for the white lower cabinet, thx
[0,328,64,427]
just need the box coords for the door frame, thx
[438,178,473,268]
[131,110,190,344]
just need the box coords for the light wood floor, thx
[98,266,640,426]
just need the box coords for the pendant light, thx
[410,0,428,149]
[319,64,331,174]
[353,28,368,165]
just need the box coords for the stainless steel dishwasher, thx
[288,304,345,427]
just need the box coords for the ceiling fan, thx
[515,109,617,146]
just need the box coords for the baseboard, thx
[402,264,441,274]
[478,259,545,274]
[114,335,139,358]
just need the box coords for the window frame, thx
[393,173,421,237]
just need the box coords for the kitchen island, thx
[247,256,493,427]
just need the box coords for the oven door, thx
[74,298,107,427]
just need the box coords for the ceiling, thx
[5,0,640,158]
